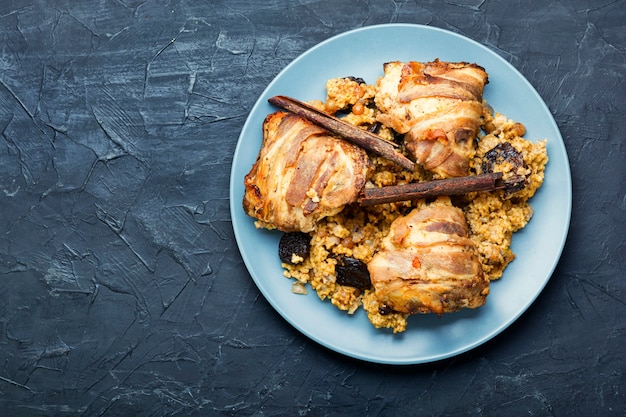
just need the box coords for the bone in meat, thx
[368,200,489,315]
[375,60,488,178]
[243,111,371,232]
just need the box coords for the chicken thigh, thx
[368,199,489,315]
[243,111,371,232]
[375,60,488,178]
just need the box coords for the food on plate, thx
[243,111,371,233]
[269,95,414,172]
[278,232,311,264]
[466,115,548,279]
[375,60,488,178]
[242,60,548,333]
[368,198,489,315]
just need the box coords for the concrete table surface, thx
[0,1,624,416]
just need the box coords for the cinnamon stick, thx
[268,95,415,172]
[359,172,504,206]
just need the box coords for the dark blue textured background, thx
[0,1,624,415]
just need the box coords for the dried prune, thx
[482,142,528,196]
[335,255,371,290]
[345,76,366,85]
[378,304,392,315]
[482,142,525,172]
[392,130,405,146]
[367,122,382,135]
[278,232,311,264]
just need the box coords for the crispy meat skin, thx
[243,111,371,232]
[375,60,488,178]
[368,203,489,315]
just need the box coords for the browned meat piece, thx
[368,200,489,315]
[243,111,371,233]
[375,60,489,178]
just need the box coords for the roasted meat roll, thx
[243,111,371,233]
[368,199,489,315]
[375,60,488,178]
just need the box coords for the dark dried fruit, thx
[482,142,525,172]
[278,232,311,264]
[345,76,366,85]
[482,142,529,196]
[335,255,371,289]
[378,304,392,315]
[367,122,382,135]
[392,130,405,146]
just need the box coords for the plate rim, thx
[229,23,572,365]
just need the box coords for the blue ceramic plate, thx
[229,24,571,365]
